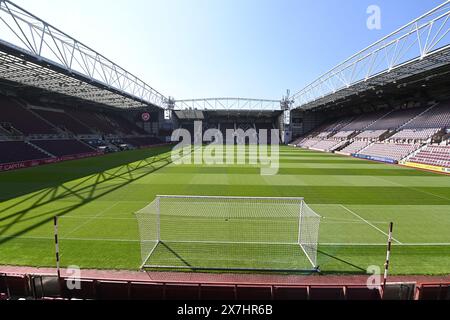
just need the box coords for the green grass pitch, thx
[0,145,449,275]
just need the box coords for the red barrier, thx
[0,143,172,173]
[0,152,104,173]
[138,143,172,150]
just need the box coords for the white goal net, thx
[136,195,320,272]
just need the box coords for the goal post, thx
[136,195,321,272]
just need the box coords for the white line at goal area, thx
[136,196,321,272]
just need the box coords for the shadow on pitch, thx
[0,147,175,244]
[317,249,367,274]
[0,146,173,202]
[159,242,193,268]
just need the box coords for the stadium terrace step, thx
[0,141,51,165]
[25,140,55,158]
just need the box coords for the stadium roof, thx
[292,1,450,111]
[172,98,282,112]
[0,0,167,109]
[1,1,449,113]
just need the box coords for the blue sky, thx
[12,0,446,100]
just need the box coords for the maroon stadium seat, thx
[199,285,236,300]
[309,287,345,300]
[0,274,8,296]
[33,108,93,134]
[129,282,165,300]
[0,141,50,164]
[345,286,381,300]
[3,275,29,297]
[164,284,200,300]
[96,281,130,300]
[418,284,450,300]
[236,286,273,300]
[64,279,96,300]
[273,286,308,300]
[32,140,94,157]
[0,96,56,134]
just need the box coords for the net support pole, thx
[156,196,161,242]
[382,222,394,298]
[53,216,61,280]
[298,200,304,245]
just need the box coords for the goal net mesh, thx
[136,196,320,272]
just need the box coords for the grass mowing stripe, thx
[0,235,139,242]
[374,175,450,202]
[340,205,403,244]
[62,202,121,238]
[0,146,449,274]
[1,235,448,246]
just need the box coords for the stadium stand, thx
[341,111,391,131]
[0,92,166,171]
[30,140,95,157]
[297,138,322,148]
[32,107,93,134]
[355,130,388,140]
[3,273,445,300]
[408,145,450,168]
[339,140,371,155]
[365,107,426,131]
[332,131,355,139]
[417,283,450,300]
[356,143,419,162]
[0,97,57,134]
[65,109,120,135]
[122,137,163,148]
[0,141,50,164]
[294,104,450,167]
[311,139,347,152]
[403,103,450,129]
[389,128,441,142]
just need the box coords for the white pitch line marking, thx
[321,243,450,246]
[1,235,449,246]
[340,205,403,245]
[63,201,121,238]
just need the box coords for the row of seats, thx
[0,136,166,165]
[31,140,95,157]
[389,128,441,141]
[293,103,450,166]
[122,137,163,148]
[404,103,450,129]
[341,111,389,131]
[355,130,387,140]
[2,274,448,300]
[296,103,449,145]
[0,140,96,164]
[367,108,426,131]
[340,140,371,154]
[359,143,420,161]
[0,141,49,164]
[0,97,56,134]
[332,131,355,139]
[32,108,92,134]
[0,95,147,136]
[409,145,450,168]
[310,140,347,152]
[297,138,322,148]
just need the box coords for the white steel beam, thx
[292,1,450,110]
[0,0,167,108]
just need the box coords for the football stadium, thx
[0,0,450,302]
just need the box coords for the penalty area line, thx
[339,205,403,245]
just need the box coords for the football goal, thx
[136,195,321,272]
